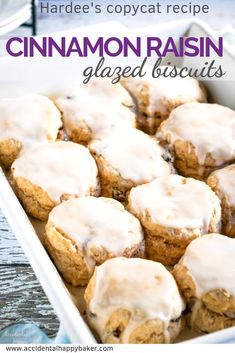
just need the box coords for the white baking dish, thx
[0,19,235,344]
[0,0,33,37]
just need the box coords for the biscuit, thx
[207,164,235,237]
[128,175,221,265]
[157,103,235,180]
[0,94,62,168]
[55,80,135,145]
[89,127,173,203]
[11,141,99,220]
[122,69,206,134]
[173,234,235,334]
[85,257,185,343]
[45,196,144,286]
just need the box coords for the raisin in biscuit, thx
[0,94,62,168]
[128,175,221,265]
[207,164,235,237]
[85,257,185,343]
[45,196,144,286]
[11,141,99,220]
[89,127,173,203]
[157,103,235,180]
[173,234,235,334]
[122,69,206,134]
[55,80,135,145]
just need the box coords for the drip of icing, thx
[87,257,185,343]
[209,164,235,205]
[47,197,143,269]
[0,94,62,148]
[12,141,98,202]
[55,80,135,136]
[129,175,220,230]
[158,103,235,165]
[181,234,235,297]
[90,128,172,183]
[122,67,206,116]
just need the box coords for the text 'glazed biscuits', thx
[90,128,173,203]
[128,175,221,265]
[0,94,62,168]
[157,103,235,180]
[122,69,206,134]
[11,141,99,220]
[85,257,185,343]
[207,164,235,237]
[55,80,135,145]
[173,234,235,334]
[45,197,144,286]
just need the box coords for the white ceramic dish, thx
[0,19,235,344]
[0,0,31,35]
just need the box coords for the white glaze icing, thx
[209,164,235,205]
[55,80,135,137]
[181,234,235,297]
[122,67,206,117]
[12,141,98,202]
[87,257,185,343]
[128,174,220,230]
[48,197,143,270]
[157,103,235,165]
[0,94,62,148]
[90,128,172,183]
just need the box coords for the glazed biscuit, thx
[157,103,235,180]
[89,127,173,203]
[54,80,135,145]
[0,95,62,168]
[207,164,235,237]
[85,257,185,343]
[11,141,99,221]
[173,234,235,334]
[128,175,221,265]
[122,69,206,134]
[45,197,144,286]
